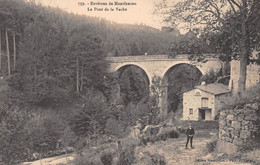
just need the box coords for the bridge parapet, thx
[106,55,169,62]
[106,54,220,62]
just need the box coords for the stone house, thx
[183,83,231,121]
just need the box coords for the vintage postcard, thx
[0,0,259,164]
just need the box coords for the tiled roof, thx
[195,83,231,95]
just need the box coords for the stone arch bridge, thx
[106,54,222,118]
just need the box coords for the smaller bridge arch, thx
[112,62,152,85]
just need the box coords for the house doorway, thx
[199,108,212,120]
[199,109,205,120]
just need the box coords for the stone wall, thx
[217,103,259,154]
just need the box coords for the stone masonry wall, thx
[230,60,260,94]
[217,103,259,154]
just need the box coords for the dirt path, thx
[136,136,211,164]
[135,133,251,165]
[21,154,75,165]
[21,130,253,165]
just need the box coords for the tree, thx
[130,42,141,55]
[68,24,107,94]
[0,31,1,73]
[0,0,23,77]
[13,32,16,70]
[71,93,108,140]
[170,30,214,56]
[12,8,72,104]
[119,66,149,105]
[155,0,260,94]
[5,29,10,76]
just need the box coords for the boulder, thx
[237,114,245,121]
[234,130,240,136]
[32,152,39,160]
[227,115,235,121]
[227,121,232,127]
[242,125,249,131]
[233,135,239,140]
[219,120,226,127]
[240,130,251,139]
[217,139,238,154]
[233,139,243,146]
[66,147,74,153]
[220,111,226,116]
[176,126,186,133]
[135,150,166,165]
[242,120,249,126]
[244,113,258,121]
[231,121,241,129]
[221,129,226,135]
[249,121,255,129]
[227,127,234,131]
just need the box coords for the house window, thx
[189,108,193,115]
[201,97,209,108]
[195,92,201,96]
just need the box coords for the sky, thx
[36,0,168,29]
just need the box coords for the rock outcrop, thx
[140,125,179,145]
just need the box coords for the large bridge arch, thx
[161,62,204,79]
[160,63,203,117]
[113,63,152,85]
[114,64,151,104]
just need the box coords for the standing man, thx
[185,124,195,149]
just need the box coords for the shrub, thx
[118,145,135,165]
[70,93,108,140]
[140,125,179,145]
[105,118,125,137]
[0,107,74,164]
[100,152,113,165]
[0,108,32,164]
[150,153,166,165]
[222,84,260,109]
[74,138,137,165]
[74,156,96,165]
[238,137,260,153]
[200,69,223,85]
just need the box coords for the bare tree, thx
[5,29,10,77]
[0,31,2,73]
[154,0,259,94]
[13,32,16,70]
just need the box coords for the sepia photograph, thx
[0,0,259,164]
